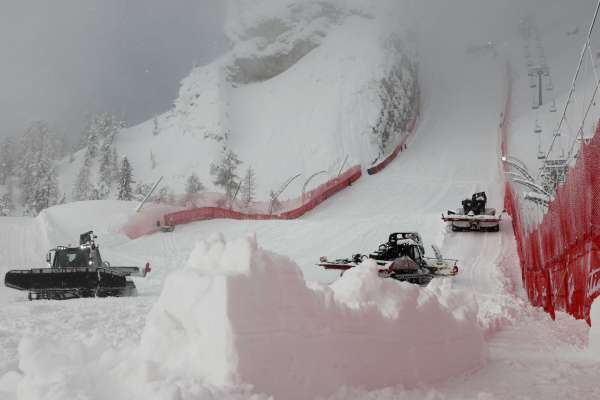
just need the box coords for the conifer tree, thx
[185,173,205,194]
[0,137,15,185]
[209,148,241,199]
[17,122,60,213]
[97,146,113,199]
[110,148,120,183]
[79,113,124,198]
[31,166,59,214]
[133,182,152,201]
[86,125,99,160]
[117,157,134,201]
[73,158,93,201]
[240,166,257,206]
[0,192,13,216]
[2,179,14,215]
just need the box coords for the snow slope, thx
[57,0,417,201]
[2,0,600,399]
[0,19,522,400]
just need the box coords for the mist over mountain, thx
[0,0,228,142]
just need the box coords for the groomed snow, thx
[2,1,600,399]
[7,235,485,400]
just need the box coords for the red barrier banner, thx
[123,165,362,238]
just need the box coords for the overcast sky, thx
[0,0,227,142]
[1,0,596,145]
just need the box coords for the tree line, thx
[0,114,136,215]
[0,114,259,216]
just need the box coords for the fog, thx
[1,0,596,144]
[397,0,595,45]
[0,0,227,142]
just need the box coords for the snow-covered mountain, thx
[2,1,600,400]
[57,0,417,202]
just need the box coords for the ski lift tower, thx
[530,65,548,108]
[539,158,568,194]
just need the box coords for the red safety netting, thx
[502,64,600,324]
[123,165,362,239]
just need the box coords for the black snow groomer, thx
[317,232,459,287]
[4,231,151,300]
[442,192,501,232]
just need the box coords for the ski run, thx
[1,1,600,399]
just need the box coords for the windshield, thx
[53,248,90,268]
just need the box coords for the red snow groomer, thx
[442,192,501,232]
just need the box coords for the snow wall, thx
[502,65,600,324]
[140,235,486,399]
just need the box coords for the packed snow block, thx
[140,235,486,399]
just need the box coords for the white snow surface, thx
[590,298,600,357]
[5,234,485,400]
[3,0,600,399]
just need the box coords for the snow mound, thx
[140,235,486,399]
[37,200,136,246]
